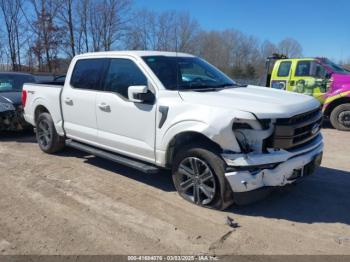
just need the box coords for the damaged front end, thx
[0,103,29,131]
[220,108,324,203]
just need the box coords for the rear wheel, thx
[172,144,234,210]
[330,103,350,131]
[36,112,65,153]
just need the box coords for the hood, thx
[330,73,350,94]
[332,73,350,84]
[0,92,22,106]
[179,85,320,119]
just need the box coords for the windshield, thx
[0,74,35,92]
[142,56,236,90]
[322,58,349,74]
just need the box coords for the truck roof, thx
[276,57,316,61]
[275,57,333,62]
[75,50,195,59]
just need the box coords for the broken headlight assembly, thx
[232,118,273,153]
[0,103,28,131]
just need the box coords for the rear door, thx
[270,60,292,90]
[62,58,108,144]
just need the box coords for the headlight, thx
[232,118,271,131]
[0,102,15,112]
[232,118,273,153]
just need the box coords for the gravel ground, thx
[0,127,349,255]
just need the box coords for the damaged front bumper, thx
[0,106,29,131]
[222,134,323,194]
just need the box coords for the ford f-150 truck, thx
[266,54,350,131]
[22,51,323,209]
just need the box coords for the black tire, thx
[172,144,234,210]
[36,112,65,153]
[330,103,350,131]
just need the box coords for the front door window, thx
[293,61,328,102]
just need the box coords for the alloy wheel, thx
[177,157,216,205]
[339,110,350,128]
[37,119,52,147]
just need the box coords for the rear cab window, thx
[70,58,108,90]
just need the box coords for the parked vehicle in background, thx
[33,74,55,83]
[53,75,66,83]
[0,72,36,131]
[266,54,350,131]
[38,75,66,86]
[23,51,323,209]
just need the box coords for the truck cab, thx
[267,55,350,131]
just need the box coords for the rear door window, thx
[70,59,108,90]
[277,61,291,77]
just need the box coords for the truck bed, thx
[22,83,64,135]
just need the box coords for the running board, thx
[66,140,159,174]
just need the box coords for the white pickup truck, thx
[22,51,323,209]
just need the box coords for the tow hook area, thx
[224,146,323,193]
[227,151,323,205]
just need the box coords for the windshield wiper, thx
[215,83,247,88]
[193,87,225,92]
[179,82,247,92]
[178,85,224,92]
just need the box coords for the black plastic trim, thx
[158,106,169,128]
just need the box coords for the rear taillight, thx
[22,90,27,107]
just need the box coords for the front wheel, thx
[172,144,234,210]
[36,112,65,153]
[330,103,350,131]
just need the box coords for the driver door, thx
[312,62,329,103]
[96,57,157,163]
[292,60,327,103]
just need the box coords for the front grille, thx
[267,107,323,150]
[276,108,321,125]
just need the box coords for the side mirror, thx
[128,85,155,104]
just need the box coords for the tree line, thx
[0,0,303,81]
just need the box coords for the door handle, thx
[64,97,73,105]
[98,103,110,111]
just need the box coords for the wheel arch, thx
[31,98,64,136]
[324,96,350,116]
[34,105,50,124]
[165,131,223,168]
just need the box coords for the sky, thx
[134,0,350,62]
